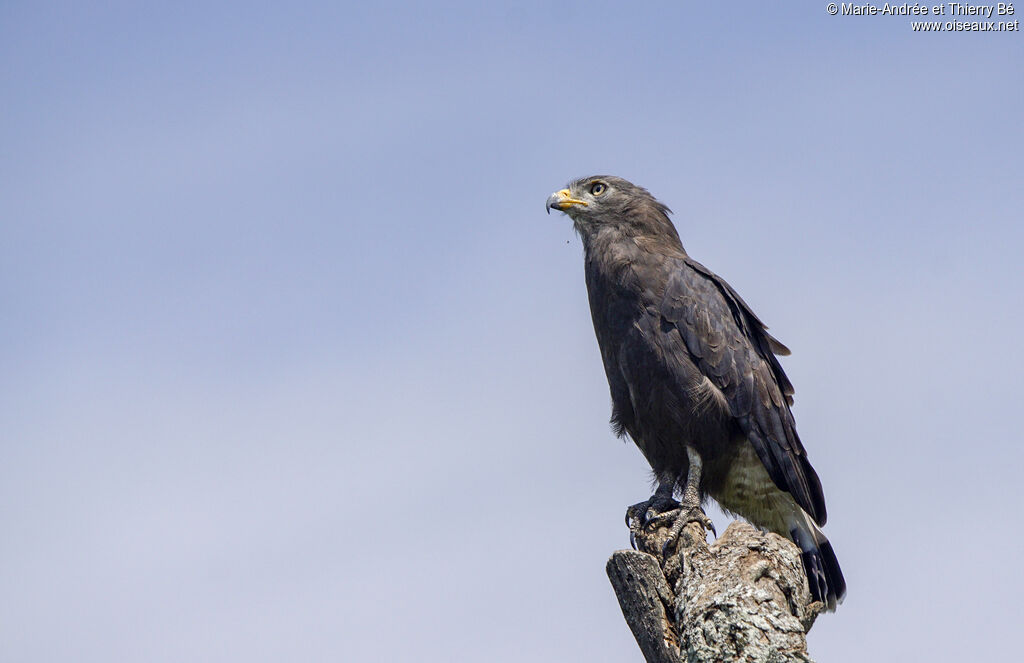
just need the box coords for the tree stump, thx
[607,518,823,663]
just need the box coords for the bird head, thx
[546,175,678,243]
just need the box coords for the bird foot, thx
[625,494,681,527]
[625,494,716,555]
[651,505,715,557]
[625,494,681,550]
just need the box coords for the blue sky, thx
[2,2,1022,661]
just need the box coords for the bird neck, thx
[580,222,688,263]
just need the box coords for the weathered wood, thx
[607,518,823,663]
[606,551,685,663]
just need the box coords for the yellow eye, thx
[590,182,607,196]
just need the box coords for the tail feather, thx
[790,525,846,611]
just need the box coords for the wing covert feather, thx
[656,258,827,525]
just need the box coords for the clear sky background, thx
[2,2,1022,661]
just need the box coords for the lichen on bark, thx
[607,519,824,663]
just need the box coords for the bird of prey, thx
[547,176,845,609]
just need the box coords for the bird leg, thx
[645,447,716,556]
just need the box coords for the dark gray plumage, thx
[547,176,845,609]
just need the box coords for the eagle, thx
[547,176,845,609]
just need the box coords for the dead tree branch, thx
[607,519,823,663]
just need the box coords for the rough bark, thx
[607,519,823,663]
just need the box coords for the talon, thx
[624,503,646,528]
[625,493,685,551]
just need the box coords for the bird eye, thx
[590,182,607,196]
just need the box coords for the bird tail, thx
[789,514,846,611]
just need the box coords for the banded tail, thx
[790,517,846,610]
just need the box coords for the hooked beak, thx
[546,189,588,214]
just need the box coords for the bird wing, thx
[657,256,827,525]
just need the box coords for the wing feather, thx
[659,258,827,525]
